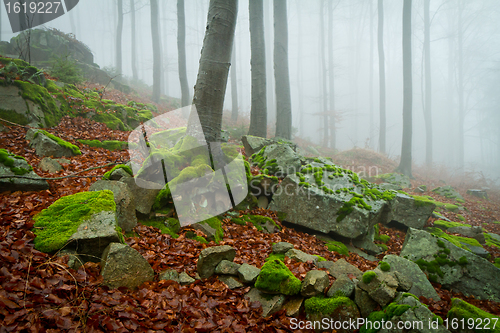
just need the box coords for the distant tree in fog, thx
[178,0,190,108]
[116,0,123,74]
[230,43,239,122]
[130,0,138,81]
[150,0,161,103]
[377,0,386,154]
[423,0,433,167]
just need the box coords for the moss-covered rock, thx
[102,164,133,180]
[254,259,301,295]
[432,185,464,201]
[305,295,361,332]
[79,139,129,151]
[0,148,49,192]
[30,129,81,156]
[447,298,500,333]
[231,214,280,233]
[326,240,350,256]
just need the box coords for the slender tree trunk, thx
[377,0,386,154]
[328,0,336,150]
[264,0,275,127]
[116,0,123,74]
[188,0,238,143]
[297,0,304,138]
[320,0,328,147]
[273,0,292,140]
[248,0,267,137]
[178,0,190,107]
[423,0,433,166]
[151,0,161,103]
[369,0,374,149]
[130,0,138,81]
[447,8,455,165]
[162,0,169,95]
[396,0,413,177]
[457,1,465,171]
[230,43,239,122]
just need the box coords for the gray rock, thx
[306,296,361,333]
[38,157,62,173]
[257,196,268,209]
[249,174,279,197]
[386,193,436,229]
[358,270,397,307]
[178,272,195,285]
[192,222,217,242]
[69,211,122,263]
[300,270,329,297]
[433,212,451,222]
[27,129,78,158]
[241,135,275,156]
[119,177,160,216]
[488,233,500,243]
[197,245,236,279]
[379,183,403,191]
[89,180,138,232]
[355,285,379,318]
[250,143,303,177]
[237,263,261,284]
[467,189,488,199]
[382,254,439,299]
[345,244,378,261]
[57,249,83,270]
[318,259,363,279]
[109,167,132,181]
[272,242,294,254]
[0,150,49,191]
[400,228,500,301]
[461,243,490,258]
[432,185,464,201]
[0,86,47,127]
[100,243,154,289]
[215,260,241,276]
[282,297,304,317]
[285,248,319,264]
[392,271,413,292]
[376,173,411,188]
[327,274,355,298]
[218,275,243,289]
[244,288,286,317]
[159,269,179,282]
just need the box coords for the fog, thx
[2,0,500,181]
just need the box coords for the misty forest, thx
[1,0,500,331]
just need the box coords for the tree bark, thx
[273,0,292,140]
[377,0,386,154]
[369,0,374,149]
[423,0,433,166]
[178,0,190,107]
[130,0,138,81]
[396,0,413,177]
[328,0,336,150]
[116,0,123,74]
[151,0,161,103]
[248,0,267,137]
[320,0,328,147]
[230,43,238,122]
[188,0,238,143]
[457,1,465,171]
[297,0,304,138]
[264,0,275,127]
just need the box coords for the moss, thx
[0,108,29,125]
[326,240,349,256]
[102,164,133,180]
[428,227,482,252]
[33,190,116,252]
[402,293,419,301]
[231,214,280,232]
[434,220,471,230]
[484,234,500,249]
[254,259,301,295]
[362,271,377,284]
[152,184,172,211]
[314,255,327,262]
[265,253,286,262]
[79,139,128,151]
[459,256,468,266]
[304,295,356,315]
[33,130,81,155]
[92,112,127,131]
[494,258,500,269]
[361,302,413,333]
[379,261,390,272]
[437,239,446,248]
[447,298,500,333]
[115,226,126,244]
[186,232,208,244]
[336,196,372,222]
[198,217,224,244]
[377,244,388,251]
[13,80,62,127]
[0,149,32,175]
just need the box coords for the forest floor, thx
[1,84,500,332]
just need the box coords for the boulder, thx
[285,248,319,264]
[317,259,363,280]
[432,185,464,201]
[300,270,329,297]
[120,177,160,216]
[244,288,286,317]
[272,242,294,254]
[0,86,46,127]
[192,222,217,242]
[109,167,133,181]
[179,272,195,285]
[218,275,243,289]
[378,183,403,191]
[327,274,355,298]
[282,297,304,317]
[358,270,397,307]
[249,174,279,197]
[466,189,488,200]
[447,298,500,333]
[241,135,274,156]
[400,228,500,301]
[38,157,63,173]
[197,245,236,279]
[215,260,241,276]
[100,243,154,289]
[355,286,378,318]
[386,192,436,229]
[159,269,179,283]
[237,263,261,284]
[376,173,411,188]
[89,180,137,232]
[0,149,49,192]
[250,143,303,177]
[27,129,80,158]
[304,296,361,333]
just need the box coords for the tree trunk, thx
[297,0,304,138]
[328,0,336,150]
[423,0,432,167]
[177,0,190,107]
[264,0,275,127]
[116,0,123,74]
[369,0,374,149]
[457,1,465,171]
[161,0,169,95]
[248,0,267,137]
[230,43,238,122]
[273,0,292,140]
[130,0,138,81]
[188,0,238,143]
[377,0,386,154]
[320,0,328,147]
[151,0,161,103]
[396,0,413,177]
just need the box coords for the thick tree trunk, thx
[178,0,190,107]
[116,0,123,74]
[130,0,138,81]
[377,0,386,154]
[230,44,238,122]
[396,0,413,177]
[273,0,292,140]
[248,0,267,137]
[188,0,238,143]
[423,0,433,167]
[264,0,275,127]
[328,0,336,150]
[151,0,161,103]
[297,0,304,138]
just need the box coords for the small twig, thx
[0,117,34,129]
[100,74,121,101]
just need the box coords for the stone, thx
[215,260,240,276]
[461,243,490,258]
[327,274,355,298]
[38,157,62,173]
[467,189,488,199]
[305,296,361,333]
[448,298,499,333]
[57,249,83,270]
[241,135,274,156]
[250,143,303,177]
[89,180,138,232]
[69,211,122,263]
[159,269,179,282]
[100,243,154,290]
[400,228,500,301]
[0,86,46,127]
[382,254,439,299]
[386,193,436,229]
[218,275,243,289]
[285,248,319,264]
[192,222,217,242]
[432,185,464,201]
[378,183,402,191]
[237,263,261,284]
[354,286,378,318]
[249,174,279,197]
[27,129,79,158]
[358,271,397,307]
[120,177,160,216]
[0,150,49,192]
[244,288,286,317]
[318,259,363,279]
[109,167,132,181]
[197,245,236,279]
[272,242,294,254]
[257,196,268,209]
[392,271,413,292]
[376,173,411,188]
[300,270,329,297]
[178,272,195,285]
[282,297,304,317]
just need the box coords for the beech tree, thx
[130,0,138,81]
[423,0,433,166]
[178,0,190,107]
[150,0,161,103]
[377,0,386,153]
[230,44,238,122]
[116,0,123,74]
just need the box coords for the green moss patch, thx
[362,271,377,284]
[254,259,301,295]
[33,190,116,253]
[265,253,286,262]
[379,261,390,272]
[447,298,500,333]
[434,220,471,230]
[326,240,349,256]
[304,295,357,316]
[79,139,128,151]
[198,217,224,244]
[361,302,413,333]
[33,130,81,155]
[102,164,133,180]
[427,227,482,252]
[0,148,32,175]
[231,214,280,232]
[140,219,180,239]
